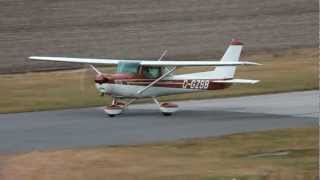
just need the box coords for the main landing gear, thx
[152,98,178,116]
[104,97,179,117]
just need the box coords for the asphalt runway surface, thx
[0,0,317,73]
[0,91,318,153]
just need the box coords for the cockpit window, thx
[143,66,161,79]
[117,62,140,74]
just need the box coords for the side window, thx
[143,67,161,79]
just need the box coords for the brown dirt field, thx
[0,0,318,74]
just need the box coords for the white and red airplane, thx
[29,39,260,117]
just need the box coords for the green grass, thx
[0,48,318,113]
[0,128,318,180]
[200,176,266,180]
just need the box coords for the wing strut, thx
[136,67,176,95]
[158,50,167,61]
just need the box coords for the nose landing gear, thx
[104,105,123,117]
[104,98,135,117]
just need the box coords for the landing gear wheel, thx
[162,112,172,116]
[103,98,137,117]
[104,105,123,117]
[159,102,178,116]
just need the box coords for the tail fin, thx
[214,39,243,79]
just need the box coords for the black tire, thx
[162,112,172,116]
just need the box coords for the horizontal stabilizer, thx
[213,79,260,84]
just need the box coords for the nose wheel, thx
[104,104,123,117]
[104,98,135,117]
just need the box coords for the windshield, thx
[117,62,140,74]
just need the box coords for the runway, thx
[0,91,318,153]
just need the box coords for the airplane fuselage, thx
[95,74,231,98]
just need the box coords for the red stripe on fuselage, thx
[104,78,231,90]
[96,73,231,90]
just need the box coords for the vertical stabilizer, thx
[214,39,243,79]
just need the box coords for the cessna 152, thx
[29,39,260,117]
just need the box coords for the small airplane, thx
[29,39,260,117]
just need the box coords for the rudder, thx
[214,39,243,79]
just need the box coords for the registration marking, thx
[183,80,210,89]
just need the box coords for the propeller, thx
[79,64,108,97]
[90,65,109,85]
[89,64,102,75]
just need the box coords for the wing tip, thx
[28,56,36,60]
[250,80,260,84]
[242,61,262,66]
[28,56,42,60]
[250,62,262,65]
[230,38,244,45]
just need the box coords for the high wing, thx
[29,56,260,66]
[29,56,120,65]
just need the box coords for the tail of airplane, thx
[214,38,243,79]
[173,39,259,84]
